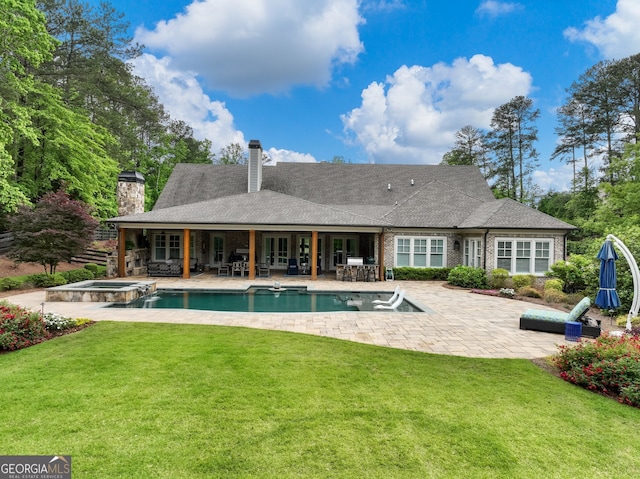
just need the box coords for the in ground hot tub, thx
[46,280,156,303]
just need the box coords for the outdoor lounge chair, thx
[372,286,401,305]
[374,290,405,311]
[287,258,298,275]
[519,297,601,338]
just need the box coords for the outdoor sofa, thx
[519,297,601,338]
[147,258,198,277]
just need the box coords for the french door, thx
[298,236,323,271]
[263,235,290,269]
[464,238,482,268]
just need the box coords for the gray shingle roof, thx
[110,162,575,231]
[459,198,576,230]
[113,190,391,227]
[153,163,495,210]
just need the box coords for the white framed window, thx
[495,238,553,275]
[395,236,447,268]
[153,232,191,261]
[211,235,225,265]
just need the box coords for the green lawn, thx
[1,322,639,478]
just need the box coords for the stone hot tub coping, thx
[46,280,156,303]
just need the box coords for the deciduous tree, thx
[9,191,99,273]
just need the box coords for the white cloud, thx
[130,54,245,152]
[341,54,533,164]
[361,0,405,13]
[134,0,364,96]
[476,1,523,18]
[532,166,574,193]
[564,0,640,58]
[266,148,317,164]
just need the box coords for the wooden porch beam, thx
[248,230,256,280]
[118,228,126,278]
[183,228,190,279]
[311,231,318,280]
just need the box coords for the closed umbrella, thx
[595,239,621,310]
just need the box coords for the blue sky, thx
[91,0,640,192]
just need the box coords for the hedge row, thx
[0,264,106,291]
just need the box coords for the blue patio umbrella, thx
[595,239,621,310]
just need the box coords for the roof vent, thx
[387,183,391,190]
[411,179,414,186]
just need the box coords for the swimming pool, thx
[109,287,425,313]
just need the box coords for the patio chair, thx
[287,258,299,275]
[519,297,601,338]
[372,285,401,305]
[232,261,244,277]
[257,262,270,278]
[217,264,230,276]
[374,290,405,311]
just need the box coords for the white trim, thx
[117,223,383,233]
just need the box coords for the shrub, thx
[546,255,596,293]
[490,268,509,289]
[553,333,640,407]
[27,273,67,288]
[84,263,99,274]
[512,274,534,290]
[567,292,586,304]
[0,277,23,291]
[95,265,107,277]
[74,318,93,326]
[519,286,542,298]
[447,266,488,289]
[0,301,50,351]
[62,268,94,283]
[544,279,564,291]
[544,289,568,303]
[392,267,451,281]
[42,312,76,332]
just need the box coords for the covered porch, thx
[112,225,387,281]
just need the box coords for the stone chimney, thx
[248,139,262,193]
[117,171,145,216]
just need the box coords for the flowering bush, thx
[553,333,640,407]
[499,288,515,298]
[0,301,50,351]
[470,289,500,297]
[42,312,76,331]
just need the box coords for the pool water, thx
[109,287,424,313]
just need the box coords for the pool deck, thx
[5,276,576,359]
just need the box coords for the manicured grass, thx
[1,322,639,478]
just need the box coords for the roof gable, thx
[459,198,576,230]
